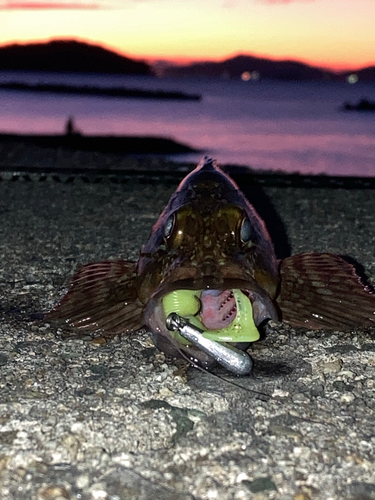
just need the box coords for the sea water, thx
[0,70,374,176]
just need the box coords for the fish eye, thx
[164,214,175,238]
[240,217,252,243]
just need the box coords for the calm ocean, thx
[0,71,374,176]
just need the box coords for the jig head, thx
[166,312,253,376]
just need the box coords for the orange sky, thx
[0,0,374,71]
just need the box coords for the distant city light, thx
[346,73,359,84]
[241,70,260,81]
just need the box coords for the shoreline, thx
[0,132,198,156]
[1,136,375,189]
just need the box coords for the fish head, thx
[138,157,280,366]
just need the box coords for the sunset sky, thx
[0,0,374,71]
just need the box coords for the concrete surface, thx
[0,165,375,500]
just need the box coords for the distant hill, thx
[1,40,374,82]
[162,54,336,81]
[347,66,375,82]
[0,40,152,75]
[162,54,375,82]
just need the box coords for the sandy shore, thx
[0,152,375,500]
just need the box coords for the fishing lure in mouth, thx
[47,156,375,374]
[162,288,257,374]
[162,288,259,344]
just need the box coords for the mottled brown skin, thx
[48,157,375,368]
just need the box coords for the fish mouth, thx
[162,288,272,338]
[145,278,278,371]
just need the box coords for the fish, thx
[47,156,375,373]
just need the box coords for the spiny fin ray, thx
[277,252,375,330]
[47,260,144,336]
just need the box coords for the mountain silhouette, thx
[351,66,375,81]
[0,39,152,75]
[163,54,335,81]
[0,40,373,81]
[163,54,375,82]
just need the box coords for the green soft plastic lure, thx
[162,289,259,345]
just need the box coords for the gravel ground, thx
[0,161,375,500]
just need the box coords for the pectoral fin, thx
[47,260,144,336]
[277,252,375,330]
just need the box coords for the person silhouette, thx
[65,116,80,135]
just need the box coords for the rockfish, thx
[48,157,375,374]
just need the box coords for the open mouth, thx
[146,281,278,375]
[162,288,260,345]
[159,288,263,375]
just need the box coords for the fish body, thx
[48,157,375,371]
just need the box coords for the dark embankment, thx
[0,133,198,155]
[0,82,201,101]
[341,98,375,112]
